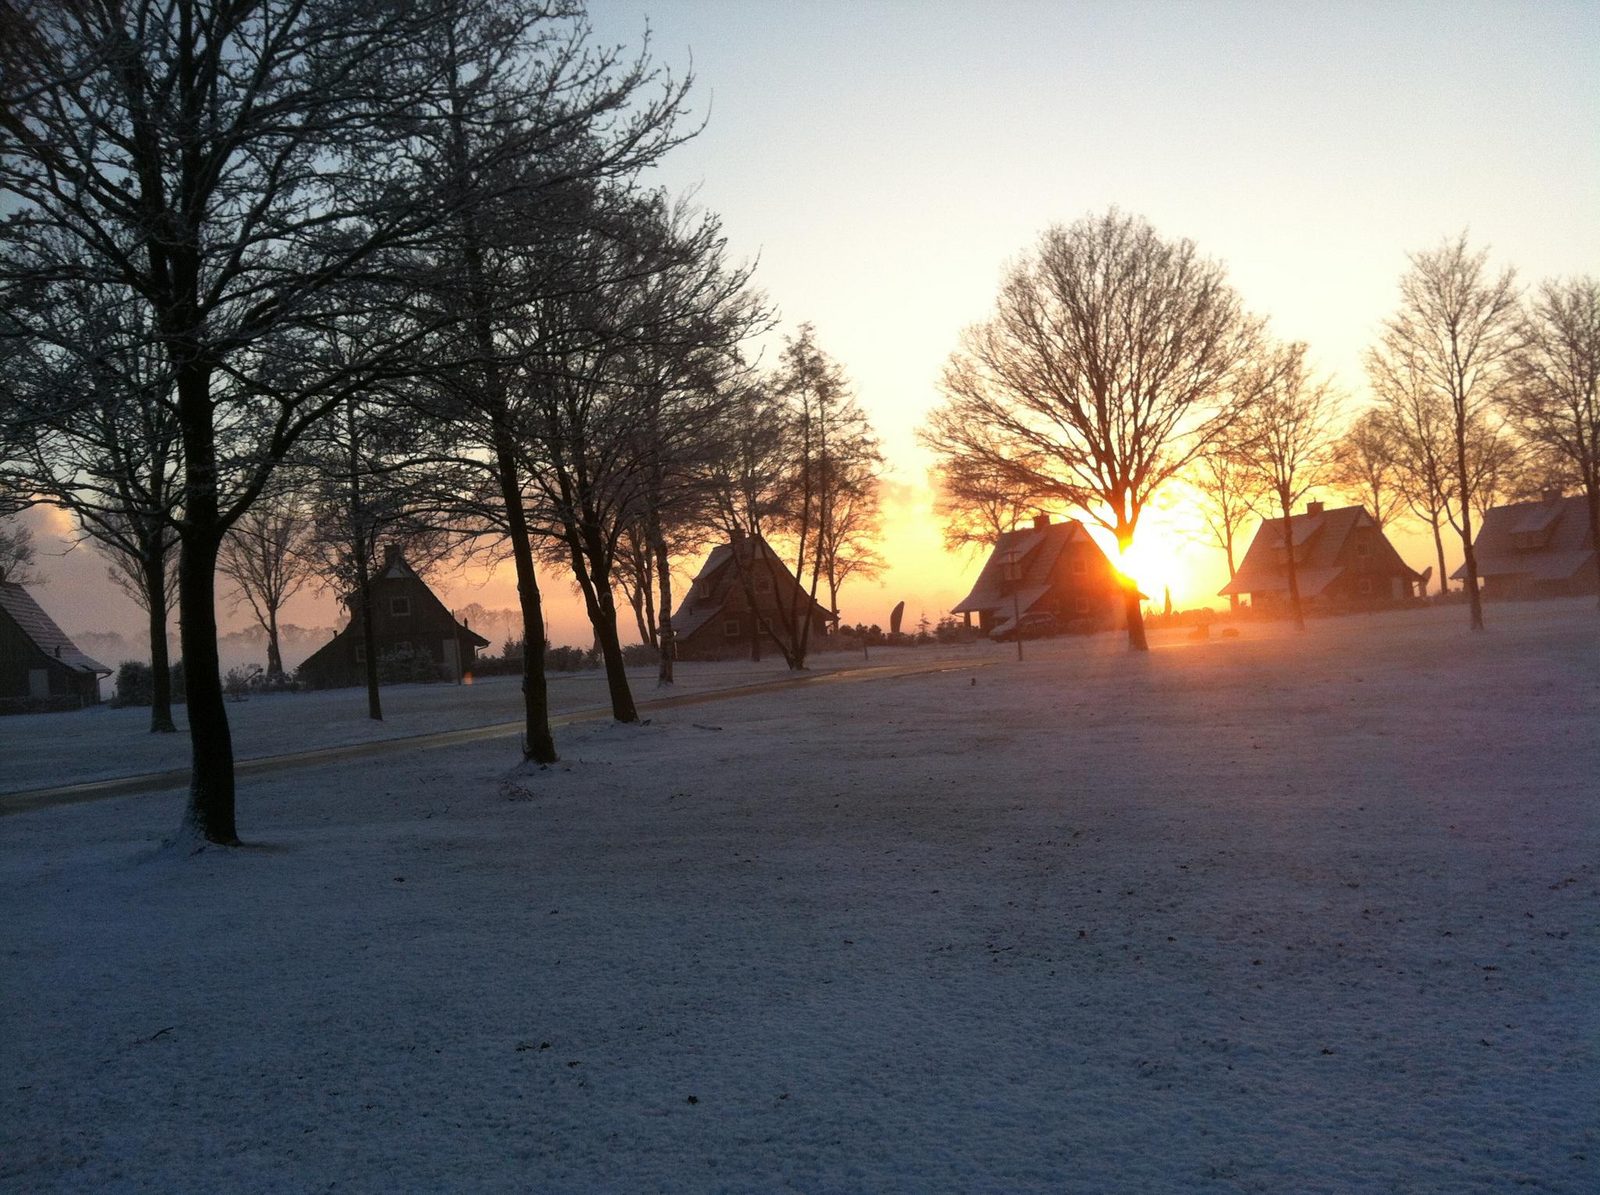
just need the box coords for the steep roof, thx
[951,519,1098,616]
[0,582,110,675]
[1221,504,1422,597]
[1453,493,1597,582]
[672,536,831,640]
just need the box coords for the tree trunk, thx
[1116,526,1148,651]
[173,353,239,846]
[493,440,557,763]
[266,606,284,680]
[1456,438,1485,630]
[1279,497,1306,631]
[143,550,176,733]
[1430,513,1449,597]
[565,528,638,724]
[649,508,676,686]
[355,558,382,722]
[178,526,237,845]
[1224,538,1239,611]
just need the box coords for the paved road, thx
[1,657,990,817]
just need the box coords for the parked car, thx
[994,611,1060,641]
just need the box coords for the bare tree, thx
[1188,438,1261,608]
[2,280,184,730]
[928,441,1037,558]
[1369,348,1457,596]
[922,210,1263,650]
[1328,409,1405,530]
[1507,276,1600,604]
[1369,235,1520,630]
[217,496,312,681]
[0,518,35,585]
[0,0,485,844]
[1233,343,1340,630]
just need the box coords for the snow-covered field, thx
[2,601,1596,1192]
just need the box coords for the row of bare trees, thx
[925,212,1599,645]
[0,1,886,846]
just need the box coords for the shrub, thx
[377,644,444,685]
[112,659,186,707]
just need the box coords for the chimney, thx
[383,543,402,568]
[730,525,745,543]
[1306,501,1325,516]
[1033,513,1051,529]
[1542,488,1564,504]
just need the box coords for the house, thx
[1221,501,1423,610]
[670,533,835,660]
[951,515,1125,637]
[1454,492,1598,598]
[0,581,111,708]
[297,547,489,688]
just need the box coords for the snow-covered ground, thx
[2,601,1596,1192]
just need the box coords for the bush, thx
[112,659,186,707]
[376,644,444,685]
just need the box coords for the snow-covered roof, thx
[0,582,111,675]
[952,519,1096,616]
[1457,494,1597,581]
[1221,504,1421,597]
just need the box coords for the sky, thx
[17,0,1600,660]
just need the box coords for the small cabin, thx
[297,547,488,688]
[671,534,834,660]
[1455,492,1598,598]
[1221,502,1423,610]
[951,515,1124,637]
[0,581,110,710]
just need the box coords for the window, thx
[757,618,772,633]
[354,643,366,664]
[724,619,741,638]
[390,596,411,617]
[756,576,772,593]
[1071,556,1087,576]
[1358,577,1373,595]
[1355,540,1373,559]
[1075,596,1091,614]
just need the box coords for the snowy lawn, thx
[2,601,1596,1192]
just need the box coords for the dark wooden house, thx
[297,547,488,688]
[671,534,835,660]
[1453,492,1598,598]
[952,515,1124,637]
[1221,502,1424,610]
[0,581,110,708]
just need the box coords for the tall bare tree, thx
[1369,235,1520,630]
[1328,409,1405,531]
[0,0,483,844]
[1188,438,1260,608]
[922,210,1263,650]
[0,518,35,585]
[217,495,312,681]
[2,279,184,730]
[1369,349,1456,596]
[1507,276,1600,604]
[1233,343,1339,630]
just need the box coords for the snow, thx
[2,601,1596,1192]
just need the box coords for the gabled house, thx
[0,581,110,708]
[671,533,834,661]
[952,515,1124,637]
[297,547,488,688]
[1454,492,1598,598]
[1221,501,1423,610]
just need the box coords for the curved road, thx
[1,657,992,817]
